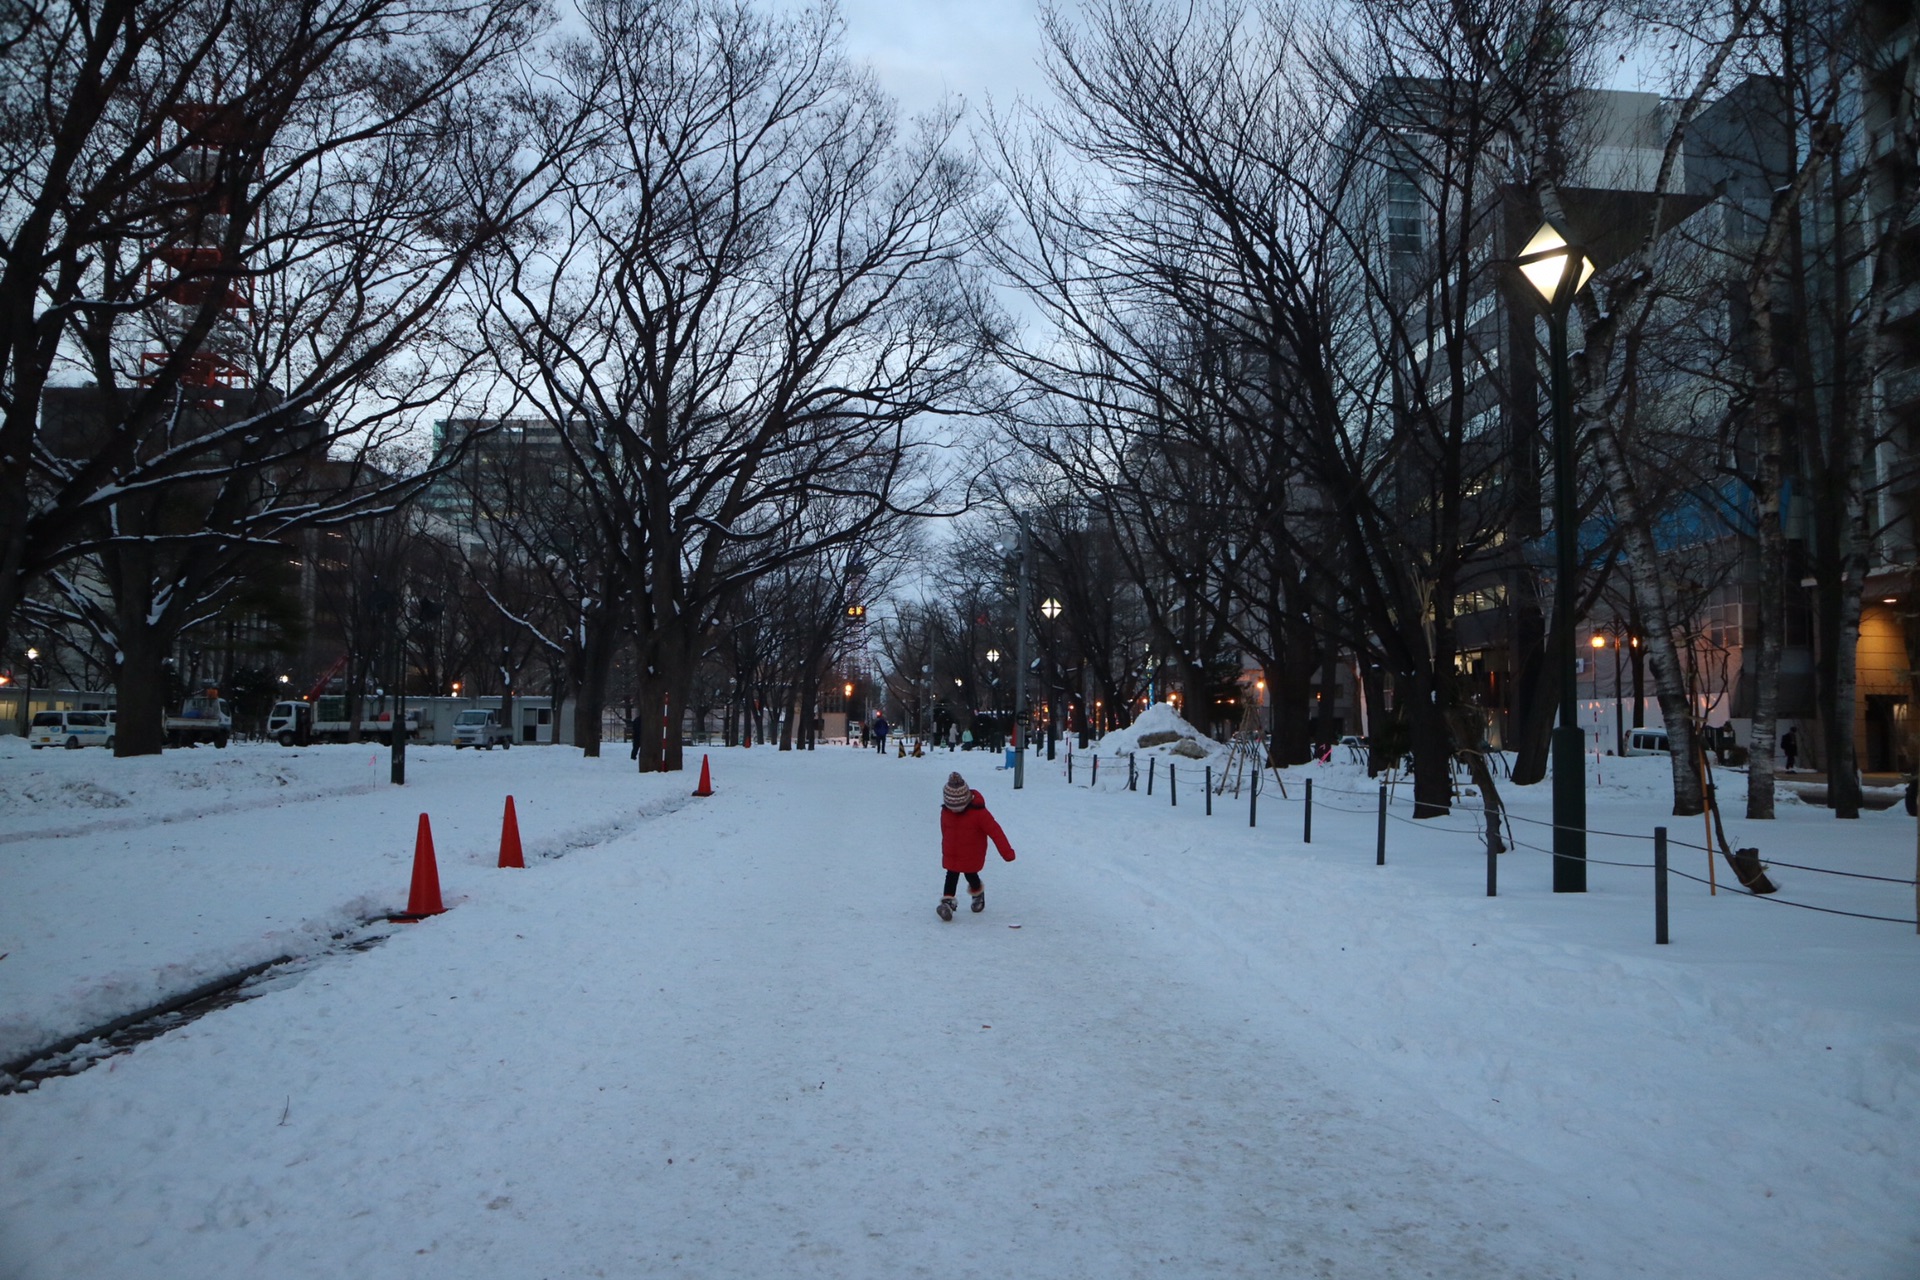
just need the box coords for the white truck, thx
[451,707,512,749]
[266,695,420,746]
[164,692,232,748]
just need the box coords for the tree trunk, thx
[635,673,664,772]
[573,614,618,758]
[1508,639,1556,786]
[1447,706,1505,854]
[345,651,365,745]
[1359,662,1388,775]
[1743,408,1786,817]
[1589,419,1704,814]
[1820,570,1866,818]
[1272,653,1314,765]
[1506,600,1551,785]
[112,624,169,758]
[1314,646,1338,746]
[1744,526,1783,819]
[1405,673,1453,818]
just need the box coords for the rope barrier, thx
[1503,833,1658,869]
[1747,858,1917,885]
[1664,866,1920,925]
[1070,752,1918,898]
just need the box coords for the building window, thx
[1388,174,1422,255]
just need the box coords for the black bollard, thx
[1170,764,1177,807]
[1129,753,1137,792]
[1304,777,1313,844]
[1249,773,1258,828]
[1486,808,1497,897]
[1655,826,1670,944]
[1205,766,1212,816]
[1376,783,1387,865]
[1148,756,1157,795]
[1067,752,1073,784]
[1092,755,1099,788]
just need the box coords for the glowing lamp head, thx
[1518,221,1595,306]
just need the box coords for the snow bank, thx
[1091,701,1222,758]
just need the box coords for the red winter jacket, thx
[940,791,1016,873]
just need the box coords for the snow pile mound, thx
[1094,701,1222,758]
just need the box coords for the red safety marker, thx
[499,795,525,868]
[393,813,445,920]
[692,754,715,797]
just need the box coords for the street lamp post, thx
[1591,632,1606,743]
[985,648,1000,729]
[1519,219,1595,893]
[20,645,39,738]
[1593,622,1627,757]
[1013,526,1032,789]
[1040,597,1062,761]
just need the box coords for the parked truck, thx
[266,695,420,746]
[165,691,232,748]
[450,707,512,749]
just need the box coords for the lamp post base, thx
[1551,724,1588,892]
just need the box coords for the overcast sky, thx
[831,0,1055,121]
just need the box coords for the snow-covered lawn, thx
[0,736,1914,1278]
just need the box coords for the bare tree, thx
[479,0,994,772]
[1,0,557,751]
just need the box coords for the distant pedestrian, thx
[873,713,889,754]
[935,771,1016,921]
[1781,727,1798,772]
[629,716,640,761]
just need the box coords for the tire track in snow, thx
[0,793,694,1092]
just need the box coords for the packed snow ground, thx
[0,734,1915,1278]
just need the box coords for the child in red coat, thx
[938,771,1016,920]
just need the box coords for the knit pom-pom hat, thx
[942,772,972,812]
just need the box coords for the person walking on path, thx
[629,716,641,761]
[873,712,890,754]
[937,771,1016,920]
[1781,727,1798,772]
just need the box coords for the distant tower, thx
[145,102,253,397]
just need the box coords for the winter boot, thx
[970,889,986,913]
[937,897,956,922]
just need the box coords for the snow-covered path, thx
[1,743,1914,1277]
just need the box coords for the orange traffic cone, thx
[498,795,525,868]
[396,813,445,919]
[692,754,715,797]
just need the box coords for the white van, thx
[29,709,115,750]
[1624,727,1670,756]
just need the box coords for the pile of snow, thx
[1091,701,1221,759]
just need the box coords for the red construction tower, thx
[144,102,254,396]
